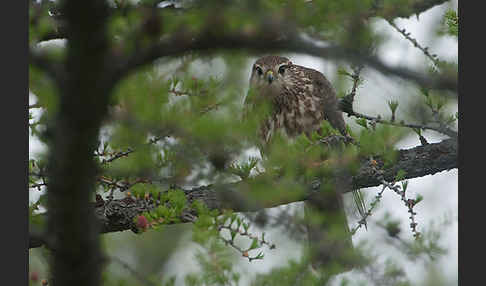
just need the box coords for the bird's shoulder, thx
[289,65,335,100]
[290,65,332,88]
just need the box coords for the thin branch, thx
[339,66,364,114]
[381,179,421,239]
[387,20,441,67]
[101,149,134,164]
[347,109,457,138]
[350,184,386,235]
[29,103,43,109]
[38,29,68,43]
[339,64,457,138]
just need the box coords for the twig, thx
[340,65,456,138]
[200,102,223,115]
[29,103,43,109]
[350,183,386,235]
[101,149,134,164]
[388,20,441,67]
[216,216,275,262]
[97,176,151,193]
[380,180,421,239]
[348,109,457,138]
[339,65,364,115]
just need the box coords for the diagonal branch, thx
[387,20,441,67]
[29,138,457,249]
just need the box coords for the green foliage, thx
[251,260,320,286]
[29,0,457,284]
[387,100,399,120]
[358,125,402,168]
[395,170,407,181]
[130,189,189,232]
[355,118,368,129]
[443,10,458,37]
[184,242,240,286]
[228,157,260,179]
[29,66,58,115]
[151,189,188,223]
[29,3,58,45]
[29,200,44,226]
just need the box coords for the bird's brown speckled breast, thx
[267,67,325,139]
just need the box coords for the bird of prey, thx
[245,55,362,273]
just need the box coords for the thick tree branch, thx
[33,0,456,92]
[112,23,456,93]
[367,0,450,19]
[29,138,456,249]
[352,138,457,188]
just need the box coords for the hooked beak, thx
[266,70,274,84]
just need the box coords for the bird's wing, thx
[306,68,368,230]
[305,68,347,136]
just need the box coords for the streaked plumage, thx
[246,55,347,143]
[245,55,359,272]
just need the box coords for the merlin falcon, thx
[245,55,359,272]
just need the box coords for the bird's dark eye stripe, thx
[278,65,287,74]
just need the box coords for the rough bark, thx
[44,1,112,285]
[367,0,450,19]
[31,138,456,249]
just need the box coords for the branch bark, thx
[367,0,450,19]
[113,22,457,93]
[31,0,456,93]
[30,138,457,249]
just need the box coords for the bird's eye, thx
[255,66,263,76]
[278,65,287,75]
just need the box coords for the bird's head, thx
[249,55,293,97]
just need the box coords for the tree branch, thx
[347,109,458,138]
[31,0,456,92]
[367,0,450,20]
[29,138,457,249]
[112,25,457,93]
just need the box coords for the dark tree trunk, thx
[46,1,111,285]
